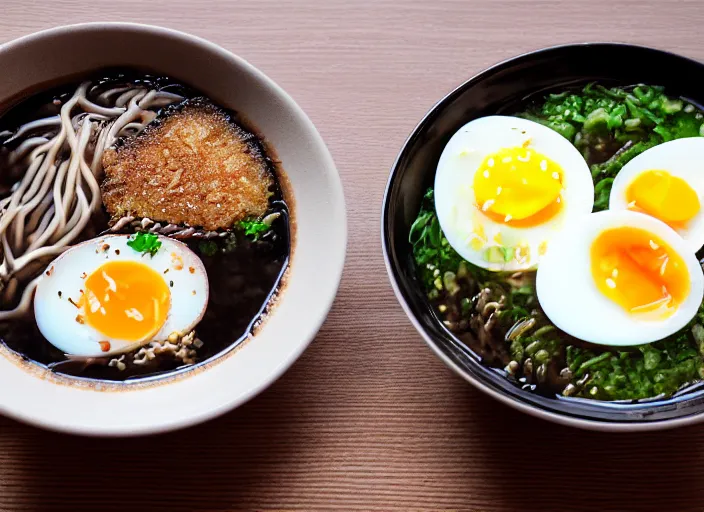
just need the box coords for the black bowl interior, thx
[383,43,704,424]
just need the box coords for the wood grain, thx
[1,0,704,510]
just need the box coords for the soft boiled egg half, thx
[609,137,704,251]
[434,116,594,271]
[34,235,209,357]
[536,210,704,346]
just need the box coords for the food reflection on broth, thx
[411,83,704,402]
[0,71,290,381]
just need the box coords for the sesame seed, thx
[502,156,512,163]
[660,258,668,275]
[605,278,616,289]
[482,200,495,211]
[540,160,548,171]
[483,170,490,178]
[649,240,659,250]
[487,158,494,167]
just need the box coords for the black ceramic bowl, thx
[382,43,704,431]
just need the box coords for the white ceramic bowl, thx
[0,23,346,436]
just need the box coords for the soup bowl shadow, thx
[0,22,346,436]
[381,42,704,431]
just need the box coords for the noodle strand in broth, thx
[0,82,183,320]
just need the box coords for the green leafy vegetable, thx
[593,177,614,211]
[127,232,162,257]
[240,219,270,241]
[518,83,704,185]
[198,240,218,257]
[409,189,480,292]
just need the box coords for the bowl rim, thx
[381,41,704,432]
[0,21,347,436]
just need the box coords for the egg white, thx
[609,137,704,251]
[434,115,594,271]
[536,210,704,347]
[34,235,209,357]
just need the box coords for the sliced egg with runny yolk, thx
[434,116,594,271]
[81,260,171,343]
[473,147,563,227]
[625,170,700,225]
[536,210,704,347]
[610,137,704,251]
[34,235,209,357]
[590,226,689,319]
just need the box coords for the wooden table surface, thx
[1,1,704,510]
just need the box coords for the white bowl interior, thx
[0,23,346,435]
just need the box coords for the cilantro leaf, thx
[239,219,270,241]
[127,232,162,257]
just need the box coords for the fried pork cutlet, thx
[101,100,273,231]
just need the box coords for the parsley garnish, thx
[239,219,270,241]
[127,232,162,257]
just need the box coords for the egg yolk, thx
[473,147,564,227]
[590,227,689,318]
[626,170,700,226]
[81,260,170,341]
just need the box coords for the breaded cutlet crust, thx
[101,100,273,231]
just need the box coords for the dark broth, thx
[0,70,291,382]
